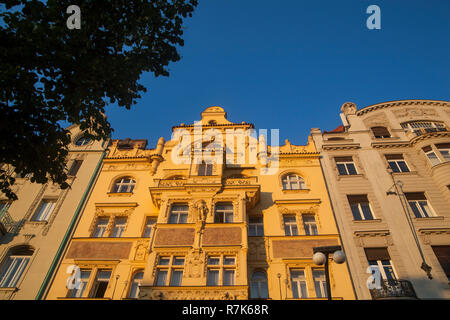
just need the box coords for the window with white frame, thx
[0,245,34,288]
[282,174,306,190]
[405,192,435,218]
[365,248,397,283]
[154,256,185,286]
[290,269,308,298]
[206,255,236,286]
[250,271,269,299]
[302,214,318,235]
[90,269,112,298]
[168,204,189,224]
[347,195,375,220]
[214,203,234,223]
[436,143,450,162]
[401,121,446,133]
[386,154,410,173]
[112,177,136,193]
[31,199,56,222]
[110,217,127,237]
[142,217,157,238]
[127,271,144,299]
[312,270,327,298]
[92,217,109,237]
[335,157,358,175]
[422,146,441,166]
[283,215,298,236]
[249,217,264,236]
[66,269,91,298]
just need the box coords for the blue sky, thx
[106,0,450,147]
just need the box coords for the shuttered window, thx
[371,127,391,138]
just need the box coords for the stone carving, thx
[185,249,204,278]
[341,102,357,115]
[392,108,438,119]
[196,200,209,222]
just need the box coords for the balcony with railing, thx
[402,121,448,139]
[369,279,418,300]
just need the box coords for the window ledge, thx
[338,174,364,178]
[26,220,48,226]
[352,219,382,223]
[107,192,133,197]
[282,189,310,194]
[392,171,418,175]
[414,216,444,221]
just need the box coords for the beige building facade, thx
[311,99,450,299]
[0,125,108,300]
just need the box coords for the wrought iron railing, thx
[408,127,448,137]
[369,279,417,299]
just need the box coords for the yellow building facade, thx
[45,107,355,300]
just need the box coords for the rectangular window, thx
[142,217,156,238]
[365,248,397,282]
[110,217,127,237]
[68,160,83,176]
[90,270,111,298]
[223,270,235,286]
[371,127,391,138]
[168,204,189,224]
[154,256,185,286]
[405,192,435,218]
[431,246,450,282]
[0,201,10,212]
[302,215,318,235]
[67,270,91,298]
[206,269,219,286]
[249,217,264,236]
[214,203,234,223]
[206,255,236,286]
[198,162,213,176]
[436,143,450,162]
[347,195,374,220]
[423,146,441,166]
[92,217,109,237]
[312,270,327,298]
[0,256,31,288]
[335,157,358,175]
[283,215,298,236]
[290,269,308,298]
[31,199,56,222]
[386,154,410,173]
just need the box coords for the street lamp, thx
[313,245,346,300]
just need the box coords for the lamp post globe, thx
[313,252,327,266]
[333,250,346,264]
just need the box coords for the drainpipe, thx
[35,149,107,300]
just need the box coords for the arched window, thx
[0,245,34,288]
[198,161,213,176]
[128,271,144,299]
[282,174,305,190]
[74,136,91,146]
[371,126,391,138]
[250,271,269,299]
[112,177,136,193]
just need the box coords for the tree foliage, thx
[0,0,198,200]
